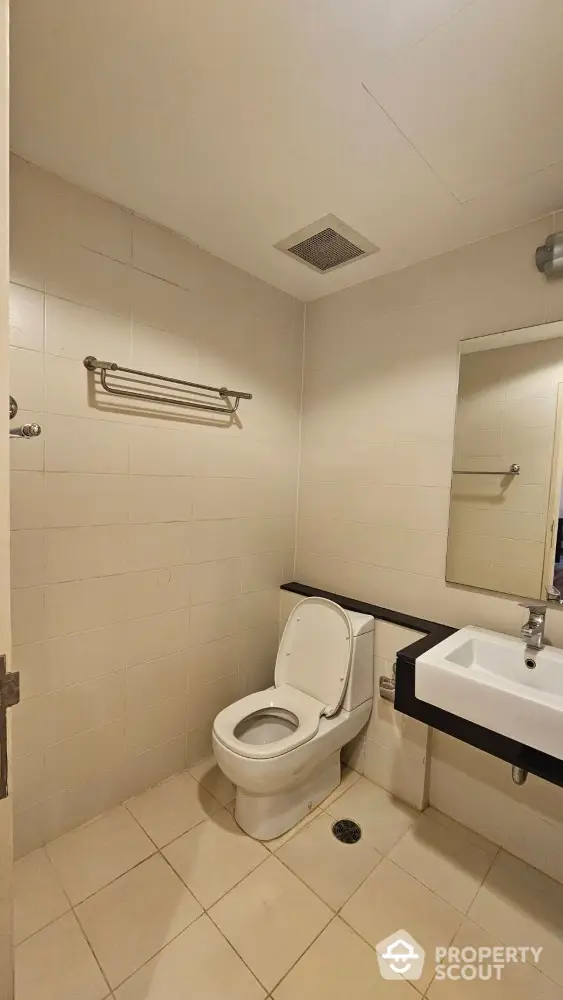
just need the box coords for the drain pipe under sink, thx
[512,766,528,785]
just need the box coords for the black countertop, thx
[282,581,563,790]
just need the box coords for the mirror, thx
[446,321,563,601]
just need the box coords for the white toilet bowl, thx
[212,597,374,840]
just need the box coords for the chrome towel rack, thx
[453,464,520,475]
[84,356,252,415]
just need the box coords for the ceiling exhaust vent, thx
[275,214,379,274]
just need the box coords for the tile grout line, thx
[363,850,480,924]
[191,779,407,989]
[261,910,342,996]
[42,777,235,988]
[12,772,509,956]
[269,814,383,917]
[121,799,164,853]
[88,776,277,992]
[14,898,70,948]
[202,835,365,996]
[16,897,113,998]
[331,812,558,995]
[200,904,272,995]
[73,889,205,996]
[70,845,160,908]
[42,844,74,910]
[34,777,254,990]
[461,860,563,990]
[175,842,269,909]
[15,817,481,985]
[267,910,383,997]
[70,906,114,997]
[119,772,343,989]
[17,767,563,994]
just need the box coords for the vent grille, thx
[275,214,379,274]
[287,228,365,272]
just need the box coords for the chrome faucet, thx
[520,603,548,651]
[520,587,563,652]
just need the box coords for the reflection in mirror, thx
[446,323,563,601]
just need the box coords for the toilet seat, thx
[213,685,326,760]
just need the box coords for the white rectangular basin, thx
[416,626,563,758]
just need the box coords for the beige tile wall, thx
[297,210,563,881]
[448,338,563,597]
[430,733,563,884]
[9,156,304,856]
[362,622,428,810]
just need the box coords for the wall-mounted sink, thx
[416,626,563,759]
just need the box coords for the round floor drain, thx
[331,819,362,844]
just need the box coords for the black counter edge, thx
[281,581,563,790]
[395,653,563,788]
[280,581,454,653]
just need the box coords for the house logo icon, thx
[376,929,425,980]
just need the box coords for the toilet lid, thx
[275,597,354,717]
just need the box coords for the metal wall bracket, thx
[0,655,20,800]
[9,394,42,439]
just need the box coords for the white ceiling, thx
[10,0,563,301]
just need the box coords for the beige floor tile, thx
[427,918,562,999]
[264,805,322,851]
[126,771,221,848]
[46,807,155,904]
[325,776,418,855]
[341,859,464,993]
[189,757,235,806]
[320,764,361,809]
[274,916,420,1000]
[15,912,108,1000]
[468,850,563,987]
[277,812,382,910]
[423,807,498,858]
[162,808,268,908]
[14,847,70,944]
[76,854,203,987]
[209,855,332,991]
[113,914,265,1000]
[389,813,494,912]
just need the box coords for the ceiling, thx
[10,0,563,301]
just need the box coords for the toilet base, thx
[234,751,341,841]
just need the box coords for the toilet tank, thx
[342,610,375,711]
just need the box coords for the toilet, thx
[212,596,374,840]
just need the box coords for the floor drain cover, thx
[332,819,362,844]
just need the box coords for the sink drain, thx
[331,819,362,844]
